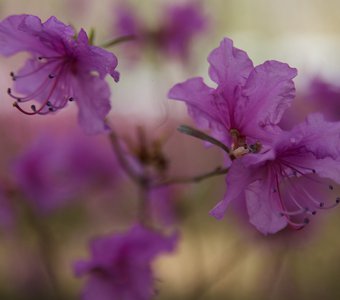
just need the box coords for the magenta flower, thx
[74,225,178,300]
[168,37,297,154]
[113,1,207,62]
[211,114,340,234]
[0,14,119,134]
[12,131,119,213]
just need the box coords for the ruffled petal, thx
[207,37,254,100]
[76,29,120,81]
[282,113,340,159]
[237,60,297,135]
[0,15,74,56]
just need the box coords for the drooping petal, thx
[210,159,261,219]
[246,174,288,235]
[236,60,297,135]
[74,74,111,134]
[76,29,120,81]
[207,37,254,100]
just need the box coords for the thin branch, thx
[109,130,142,184]
[101,34,136,48]
[152,166,228,187]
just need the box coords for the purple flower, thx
[0,14,119,134]
[211,114,340,234]
[155,2,208,61]
[74,225,178,300]
[168,37,297,155]
[113,2,208,62]
[12,131,119,214]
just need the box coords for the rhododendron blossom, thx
[74,225,178,300]
[0,14,119,134]
[211,114,340,234]
[169,37,297,157]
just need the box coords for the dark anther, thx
[273,188,277,193]
[7,88,11,95]
[312,211,317,215]
[279,212,284,217]
[48,74,55,79]
[38,56,43,60]
[31,105,36,112]
[69,97,74,101]
[336,197,340,204]
[329,185,334,190]
[312,169,316,174]
[47,101,52,107]
[303,218,310,224]
[49,107,54,112]
[10,72,16,80]
[319,202,325,208]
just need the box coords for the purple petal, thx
[236,60,297,134]
[0,15,74,56]
[74,75,111,134]
[168,77,229,137]
[283,113,340,159]
[246,176,288,235]
[210,159,260,219]
[207,37,253,99]
[76,29,120,81]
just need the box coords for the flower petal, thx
[236,60,297,134]
[77,29,120,81]
[246,175,288,235]
[74,75,112,134]
[207,37,253,99]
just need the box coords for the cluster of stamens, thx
[7,55,75,115]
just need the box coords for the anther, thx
[47,101,52,107]
[31,105,36,112]
[48,74,55,79]
[336,197,340,204]
[312,169,316,174]
[69,97,74,101]
[329,185,334,190]
[312,211,317,215]
[49,107,54,112]
[319,202,324,208]
[7,88,11,95]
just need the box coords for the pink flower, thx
[74,225,178,300]
[0,14,119,134]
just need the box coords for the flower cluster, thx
[169,37,340,234]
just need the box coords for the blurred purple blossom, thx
[113,1,208,62]
[74,224,178,300]
[0,14,119,134]
[12,131,119,214]
[210,114,340,234]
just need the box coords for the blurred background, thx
[1,0,340,299]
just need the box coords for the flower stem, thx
[101,35,136,48]
[178,125,231,155]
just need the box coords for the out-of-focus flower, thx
[168,37,297,158]
[113,1,208,62]
[211,114,340,234]
[74,224,178,300]
[0,14,119,134]
[12,131,119,214]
